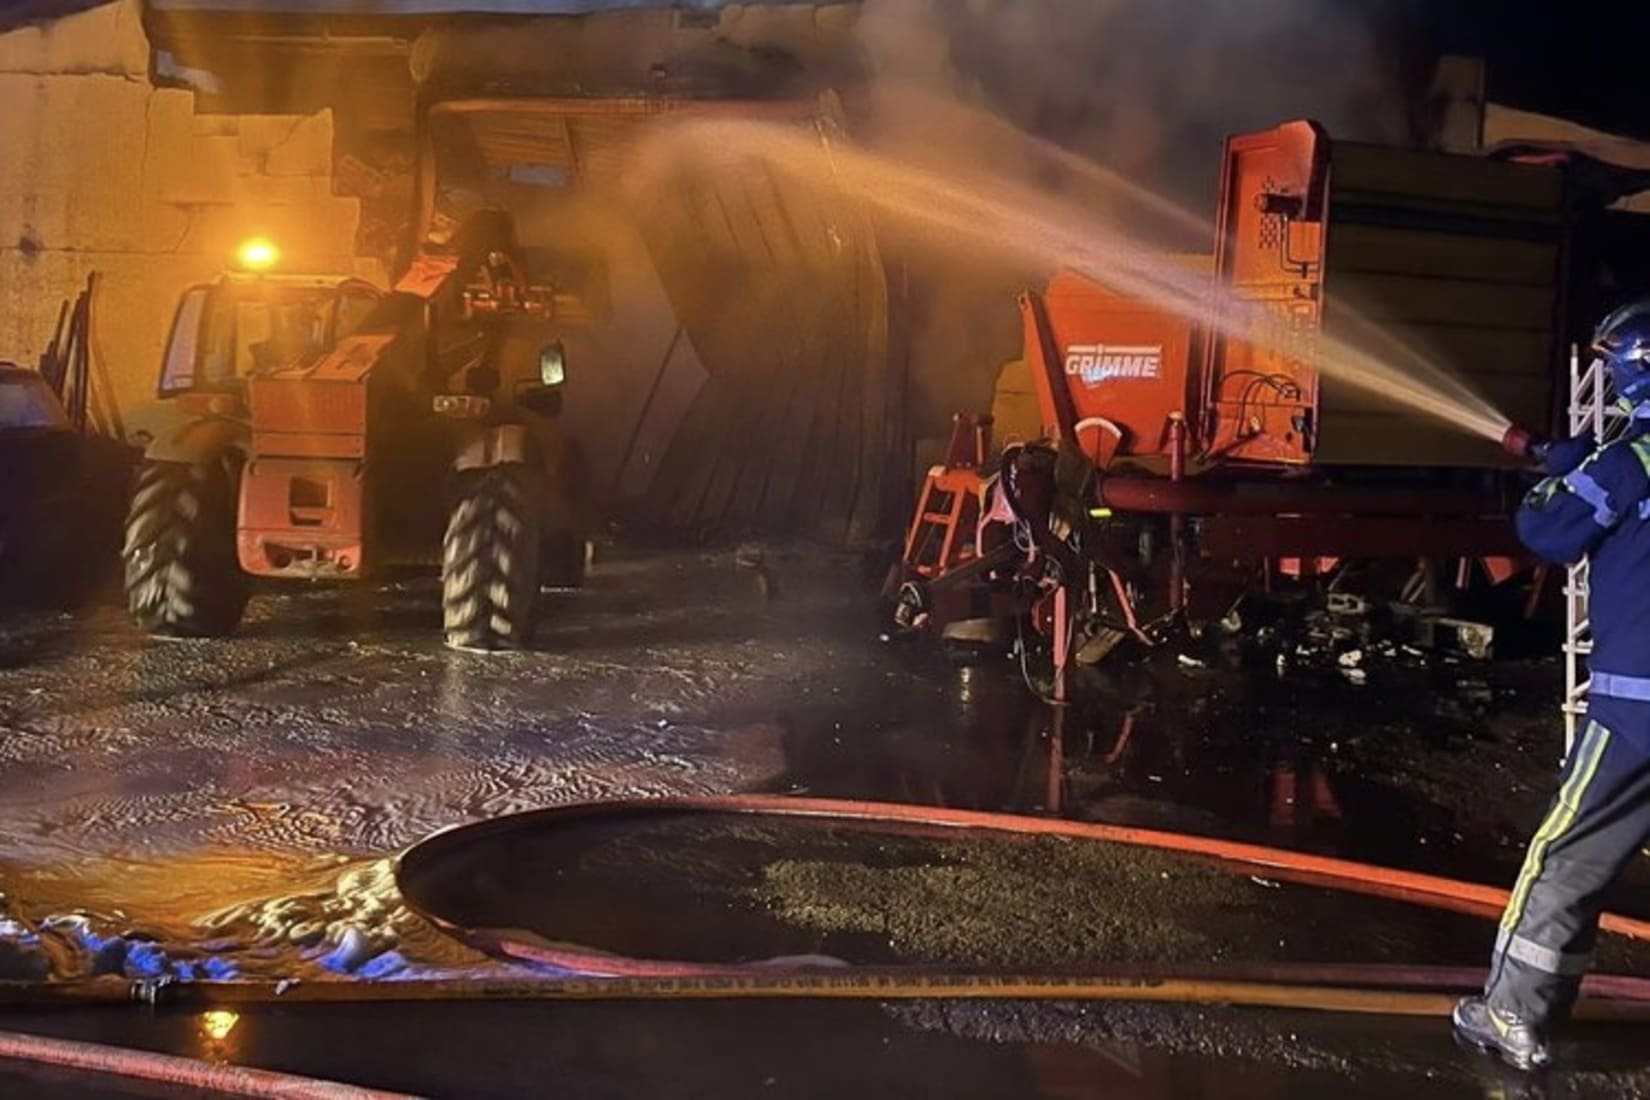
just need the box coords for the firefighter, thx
[1454,301,1650,1070]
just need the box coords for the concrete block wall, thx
[0,0,379,426]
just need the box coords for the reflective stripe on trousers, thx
[1494,928,1592,976]
[1499,720,1612,940]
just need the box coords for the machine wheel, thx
[123,459,248,637]
[442,464,544,652]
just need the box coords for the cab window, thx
[158,287,209,395]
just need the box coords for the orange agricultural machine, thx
[125,116,586,651]
[892,119,1591,676]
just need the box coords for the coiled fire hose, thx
[6,794,1650,1095]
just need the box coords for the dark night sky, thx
[1423,1,1646,137]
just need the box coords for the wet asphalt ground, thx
[0,544,1648,1096]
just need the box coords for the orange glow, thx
[236,237,280,271]
[200,1009,239,1042]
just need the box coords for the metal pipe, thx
[8,963,1649,1009]
[1096,478,1506,518]
[0,981,1544,1022]
[1021,291,1080,442]
[1052,585,1070,703]
[1167,413,1187,612]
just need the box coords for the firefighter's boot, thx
[1452,996,1552,1071]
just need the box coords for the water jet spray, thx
[627,116,1537,457]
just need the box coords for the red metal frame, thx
[900,415,993,581]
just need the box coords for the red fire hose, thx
[0,1028,415,1099]
[383,794,1650,1017]
[395,794,1650,948]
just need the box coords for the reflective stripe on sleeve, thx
[1631,437,1650,477]
[1592,672,1650,702]
[1632,440,1650,516]
[1562,467,1620,527]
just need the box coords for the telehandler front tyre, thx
[122,459,249,637]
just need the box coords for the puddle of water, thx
[400,809,1650,975]
[0,849,485,983]
[766,643,1604,900]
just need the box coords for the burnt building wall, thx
[0,0,378,434]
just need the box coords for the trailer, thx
[1,277,135,608]
[891,119,1599,683]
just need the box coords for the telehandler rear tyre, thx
[442,464,544,652]
[122,459,249,637]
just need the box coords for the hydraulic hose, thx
[0,1028,415,1099]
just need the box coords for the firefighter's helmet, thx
[1593,300,1650,405]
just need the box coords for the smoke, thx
[846,0,1416,448]
[854,0,1410,209]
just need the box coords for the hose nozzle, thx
[1501,424,1550,463]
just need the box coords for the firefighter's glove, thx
[1540,431,1596,478]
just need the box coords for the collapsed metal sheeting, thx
[409,13,897,541]
[428,98,899,543]
[632,110,897,544]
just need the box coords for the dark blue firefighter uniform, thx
[1486,422,1650,1024]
